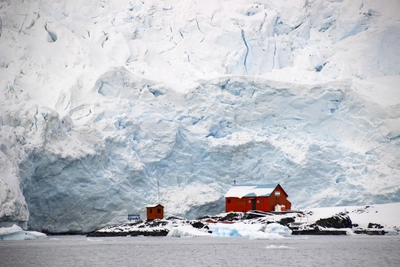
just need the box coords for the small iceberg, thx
[0,224,47,241]
[263,223,292,236]
[208,222,292,239]
[167,225,211,237]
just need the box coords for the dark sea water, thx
[1,235,399,267]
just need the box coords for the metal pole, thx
[157,181,160,204]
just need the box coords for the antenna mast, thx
[157,180,160,204]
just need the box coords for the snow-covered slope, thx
[0,0,399,233]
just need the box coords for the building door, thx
[251,199,256,210]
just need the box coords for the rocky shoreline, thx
[87,229,169,237]
[86,210,396,237]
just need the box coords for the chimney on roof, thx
[233,179,236,185]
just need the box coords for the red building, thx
[146,204,164,220]
[225,184,291,212]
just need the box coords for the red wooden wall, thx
[225,185,291,212]
[146,205,164,220]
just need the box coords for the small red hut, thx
[225,184,291,212]
[146,204,164,220]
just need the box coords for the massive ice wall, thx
[0,0,399,233]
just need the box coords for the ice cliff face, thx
[0,0,399,233]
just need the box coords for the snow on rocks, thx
[87,217,209,238]
[87,203,400,239]
[87,214,293,239]
[291,203,400,235]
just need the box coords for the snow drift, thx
[0,0,399,233]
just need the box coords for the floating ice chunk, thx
[208,224,241,237]
[0,225,47,241]
[208,222,291,239]
[167,225,211,237]
[265,245,294,249]
[263,223,292,237]
[0,224,22,236]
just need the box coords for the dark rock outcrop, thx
[353,229,387,235]
[367,223,384,229]
[279,217,295,226]
[243,211,271,220]
[87,229,169,237]
[291,225,348,235]
[315,213,352,228]
[219,212,242,221]
[190,220,208,230]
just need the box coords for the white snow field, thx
[0,0,399,233]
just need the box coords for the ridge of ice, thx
[0,0,399,233]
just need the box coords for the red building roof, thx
[224,184,279,198]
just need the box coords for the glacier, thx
[0,0,399,233]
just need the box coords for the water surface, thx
[1,235,399,267]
